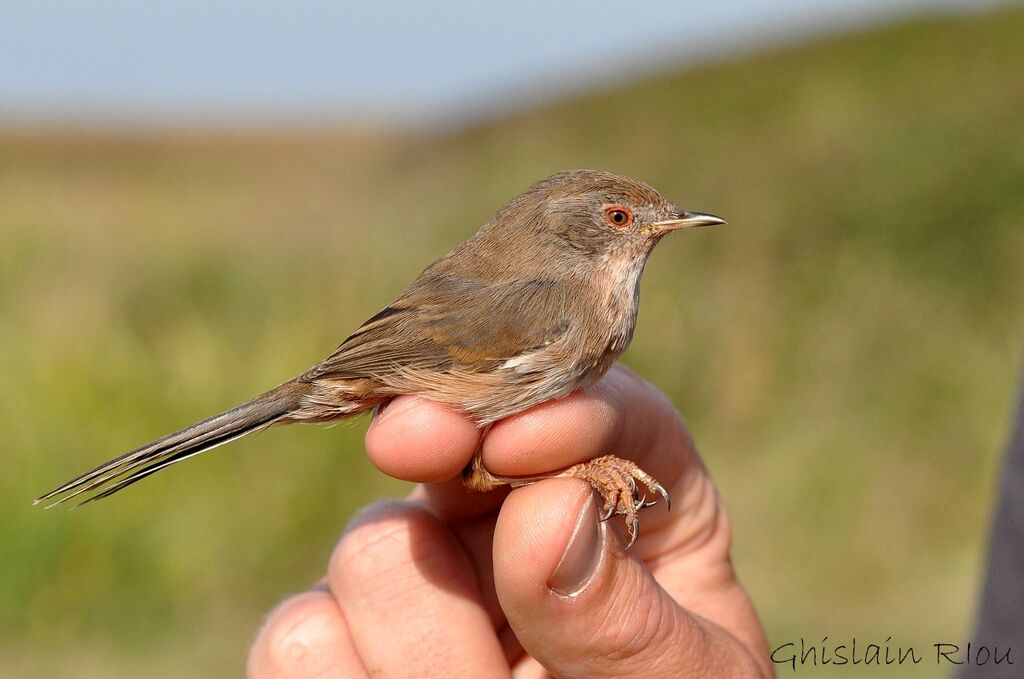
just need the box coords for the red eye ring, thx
[603,205,634,229]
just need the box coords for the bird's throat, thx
[595,250,648,351]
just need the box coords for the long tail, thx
[35,381,306,508]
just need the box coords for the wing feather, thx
[305,276,570,381]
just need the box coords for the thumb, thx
[493,479,764,679]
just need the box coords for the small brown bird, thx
[36,169,724,547]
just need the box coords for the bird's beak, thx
[649,210,727,233]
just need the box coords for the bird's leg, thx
[461,447,507,492]
[461,451,669,549]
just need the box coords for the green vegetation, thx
[3,6,1023,677]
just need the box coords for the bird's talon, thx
[625,516,640,550]
[638,496,658,510]
[655,484,671,511]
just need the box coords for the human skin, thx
[247,364,774,678]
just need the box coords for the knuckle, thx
[328,500,473,611]
[603,600,667,663]
[676,474,734,562]
[248,592,344,676]
[329,501,438,586]
[590,571,688,670]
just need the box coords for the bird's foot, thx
[560,455,670,549]
[461,452,669,549]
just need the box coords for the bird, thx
[35,169,724,547]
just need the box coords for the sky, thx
[0,0,1007,127]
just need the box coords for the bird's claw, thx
[564,454,672,550]
[652,482,671,511]
[625,516,640,550]
[636,495,658,510]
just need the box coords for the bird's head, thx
[488,169,724,266]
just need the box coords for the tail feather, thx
[35,382,302,508]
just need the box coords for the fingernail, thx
[548,491,604,597]
[372,397,395,420]
[373,396,420,423]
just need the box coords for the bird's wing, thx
[304,275,571,380]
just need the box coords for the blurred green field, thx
[3,6,1023,677]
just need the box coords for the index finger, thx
[484,363,694,497]
[365,364,699,531]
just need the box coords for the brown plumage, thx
[35,169,724,546]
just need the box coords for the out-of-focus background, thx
[3,1,1022,676]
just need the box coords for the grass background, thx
[2,5,1023,677]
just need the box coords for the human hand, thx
[248,364,773,678]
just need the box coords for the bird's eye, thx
[603,205,634,229]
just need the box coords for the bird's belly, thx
[370,334,609,425]
[469,334,618,423]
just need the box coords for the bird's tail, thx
[35,381,306,508]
